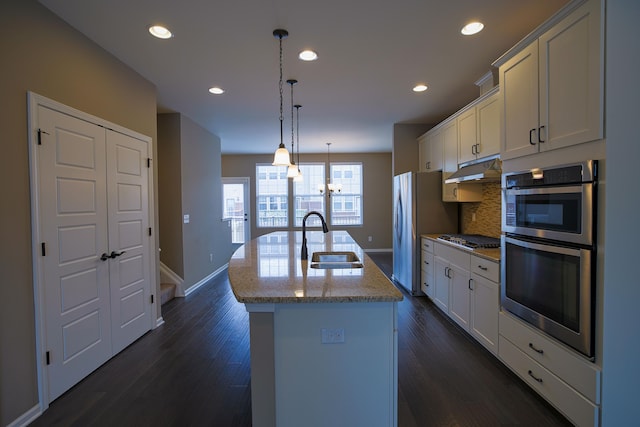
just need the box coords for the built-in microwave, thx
[501,160,597,360]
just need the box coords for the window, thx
[330,163,363,226]
[293,163,325,227]
[256,164,288,227]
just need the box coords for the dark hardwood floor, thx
[32,252,571,427]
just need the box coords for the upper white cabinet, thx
[458,88,500,165]
[498,0,603,160]
[418,131,443,172]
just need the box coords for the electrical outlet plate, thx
[321,328,345,344]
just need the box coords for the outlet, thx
[321,328,345,344]
[368,235,373,242]
[472,213,477,222]
[209,253,213,262]
[183,214,190,224]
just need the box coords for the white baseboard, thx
[159,261,185,296]
[7,404,41,427]
[155,316,165,328]
[184,263,229,297]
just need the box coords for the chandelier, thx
[318,143,342,196]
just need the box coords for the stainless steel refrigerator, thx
[392,171,458,295]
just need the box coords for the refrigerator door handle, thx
[395,192,403,244]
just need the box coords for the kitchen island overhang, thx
[228,231,402,427]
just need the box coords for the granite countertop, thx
[421,233,501,262]
[228,231,403,304]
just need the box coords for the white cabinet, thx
[418,130,443,172]
[441,117,484,203]
[469,255,499,354]
[498,0,603,160]
[434,243,471,324]
[458,89,500,165]
[499,312,601,427]
[420,238,435,298]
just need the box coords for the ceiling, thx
[39,0,569,155]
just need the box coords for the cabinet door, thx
[457,107,477,164]
[433,256,450,312]
[430,129,444,172]
[441,120,458,202]
[448,264,471,331]
[539,0,603,152]
[418,134,429,172]
[470,273,499,354]
[500,41,540,160]
[476,92,501,159]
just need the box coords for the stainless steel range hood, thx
[444,157,502,184]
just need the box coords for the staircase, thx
[160,282,177,305]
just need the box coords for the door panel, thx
[38,105,112,401]
[107,129,151,354]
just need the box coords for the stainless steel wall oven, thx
[501,160,597,359]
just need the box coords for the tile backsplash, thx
[460,182,501,238]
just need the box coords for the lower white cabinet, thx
[432,241,499,356]
[499,312,601,427]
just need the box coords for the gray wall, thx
[0,0,159,424]
[222,152,393,249]
[602,1,640,424]
[158,114,185,277]
[158,113,232,290]
[392,123,432,176]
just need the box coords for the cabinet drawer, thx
[421,238,435,253]
[434,242,470,270]
[499,336,598,427]
[470,255,499,282]
[421,251,433,275]
[499,312,601,403]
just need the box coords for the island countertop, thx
[228,231,403,304]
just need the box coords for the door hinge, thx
[147,158,151,168]
[46,351,51,365]
[148,227,152,236]
[150,295,154,304]
[37,129,50,145]
[41,242,46,256]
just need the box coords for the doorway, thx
[222,177,250,249]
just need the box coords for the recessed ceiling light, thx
[149,25,173,39]
[299,50,318,61]
[208,87,225,95]
[461,22,484,36]
[413,84,428,92]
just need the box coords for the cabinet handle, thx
[471,144,476,155]
[444,267,450,278]
[528,342,544,354]
[478,265,488,271]
[475,143,480,155]
[529,128,537,145]
[468,278,473,290]
[528,370,543,383]
[538,125,546,143]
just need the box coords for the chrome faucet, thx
[301,211,329,260]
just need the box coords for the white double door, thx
[36,105,152,401]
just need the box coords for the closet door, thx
[38,106,112,401]
[106,130,152,353]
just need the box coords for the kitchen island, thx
[228,231,403,427]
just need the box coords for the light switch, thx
[183,214,190,224]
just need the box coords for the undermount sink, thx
[310,251,363,269]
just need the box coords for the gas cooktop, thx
[437,234,501,250]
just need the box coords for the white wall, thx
[602,1,640,424]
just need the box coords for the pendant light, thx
[286,79,300,178]
[272,29,291,166]
[293,104,303,182]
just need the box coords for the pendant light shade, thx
[272,29,291,166]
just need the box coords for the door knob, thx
[109,250,126,258]
[100,253,110,261]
